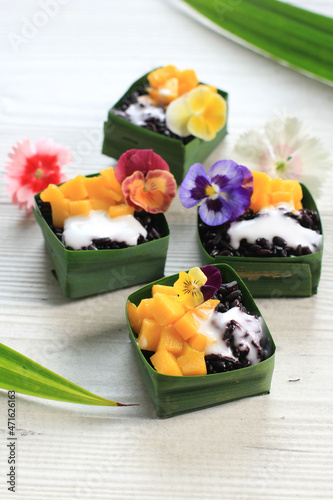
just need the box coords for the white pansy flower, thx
[234,114,330,198]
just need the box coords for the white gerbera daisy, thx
[234,114,330,198]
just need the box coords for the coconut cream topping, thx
[125,102,165,127]
[63,210,147,250]
[227,206,322,252]
[198,307,264,365]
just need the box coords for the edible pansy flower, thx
[179,160,253,226]
[174,265,222,309]
[115,149,177,213]
[234,114,330,198]
[147,65,199,106]
[165,85,227,141]
[5,138,71,212]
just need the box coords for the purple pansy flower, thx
[179,160,253,226]
[200,265,222,301]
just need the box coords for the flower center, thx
[205,183,218,197]
[275,160,286,173]
[35,168,44,179]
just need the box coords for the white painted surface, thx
[0,1,333,499]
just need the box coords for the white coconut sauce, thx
[227,207,322,252]
[197,307,264,365]
[63,210,147,250]
[125,102,165,127]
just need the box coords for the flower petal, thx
[122,169,176,213]
[200,265,222,301]
[224,186,252,221]
[188,266,207,288]
[165,94,192,137]
[199,196,232,226]
[187,114,215,141]
[179,163,210,208]
[202,93,227,132]
[187,85,212,113]
[115,149,170,184]
[209,159,244,190]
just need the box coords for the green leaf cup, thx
[126,264,275,418]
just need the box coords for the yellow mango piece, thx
[192,299,220,320]
[150,293,186,327]
[40,183,65,204]
[69,200,92,216]
[52,198,70,228]
[151,284,178,297]
[156,325,184,356]
[89,198,111,211]
[180,342,193,356]
[177,350,207,376]
[269,178,284,192]
[150,349,183,376]
[178,69,199,95]
[108,204,134,218]
[147,65,179,88]
[173,311,199,340]
[188,333,209,352]
[59,175,88,201]
[126,301,142,334]
[137,298,155,320]
[84,176,122,204]
[269,191,293,206]
[99,167,122,193]
[282,180,303,210]
[250,171,271,213]
[138,318,162,351]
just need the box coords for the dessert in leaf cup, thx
[34,149,175,298]
[127,264,275,418]
[179,160,323,297]
[103,65,228,184]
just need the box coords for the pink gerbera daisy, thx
[5,138,72,212]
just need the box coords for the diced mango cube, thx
[40,183,65,204]
[99,167,123,193]
[150,349,183,376]
[108,204,135,218]
[173,311,199,340]
[188,333,209,352]
[137,298,155,320]
[156,325,184,356]
[59,175,88,201]
[69,200,92,216]
[269,191,293,206]
[90,198,111,211]
[250,171,271,213]
[269,178,284,192]
[180,342,193,356]
[150,293,186,326]
[177,351,207,376]
[127,301,142,334]
[192,299,220,319]
[84,176,121,204]
[138,318,161,351]
[152,284,178,297]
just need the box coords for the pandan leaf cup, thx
[102,71,228,185]
[126,264,275,418]
[198,185,323,298]
[33,176,170,299]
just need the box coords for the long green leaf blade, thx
[180,0,333,83]
[0,343,130,406]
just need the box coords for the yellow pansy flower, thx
[173,267,207,309]
[166,85,227,141]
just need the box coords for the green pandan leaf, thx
[0,343,132,406]
[177,0,333,84]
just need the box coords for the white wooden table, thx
[1,1,333,498]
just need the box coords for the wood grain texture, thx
[0,1,333,498]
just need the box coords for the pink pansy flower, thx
[115,149,177,213]
[5,138,72,212]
